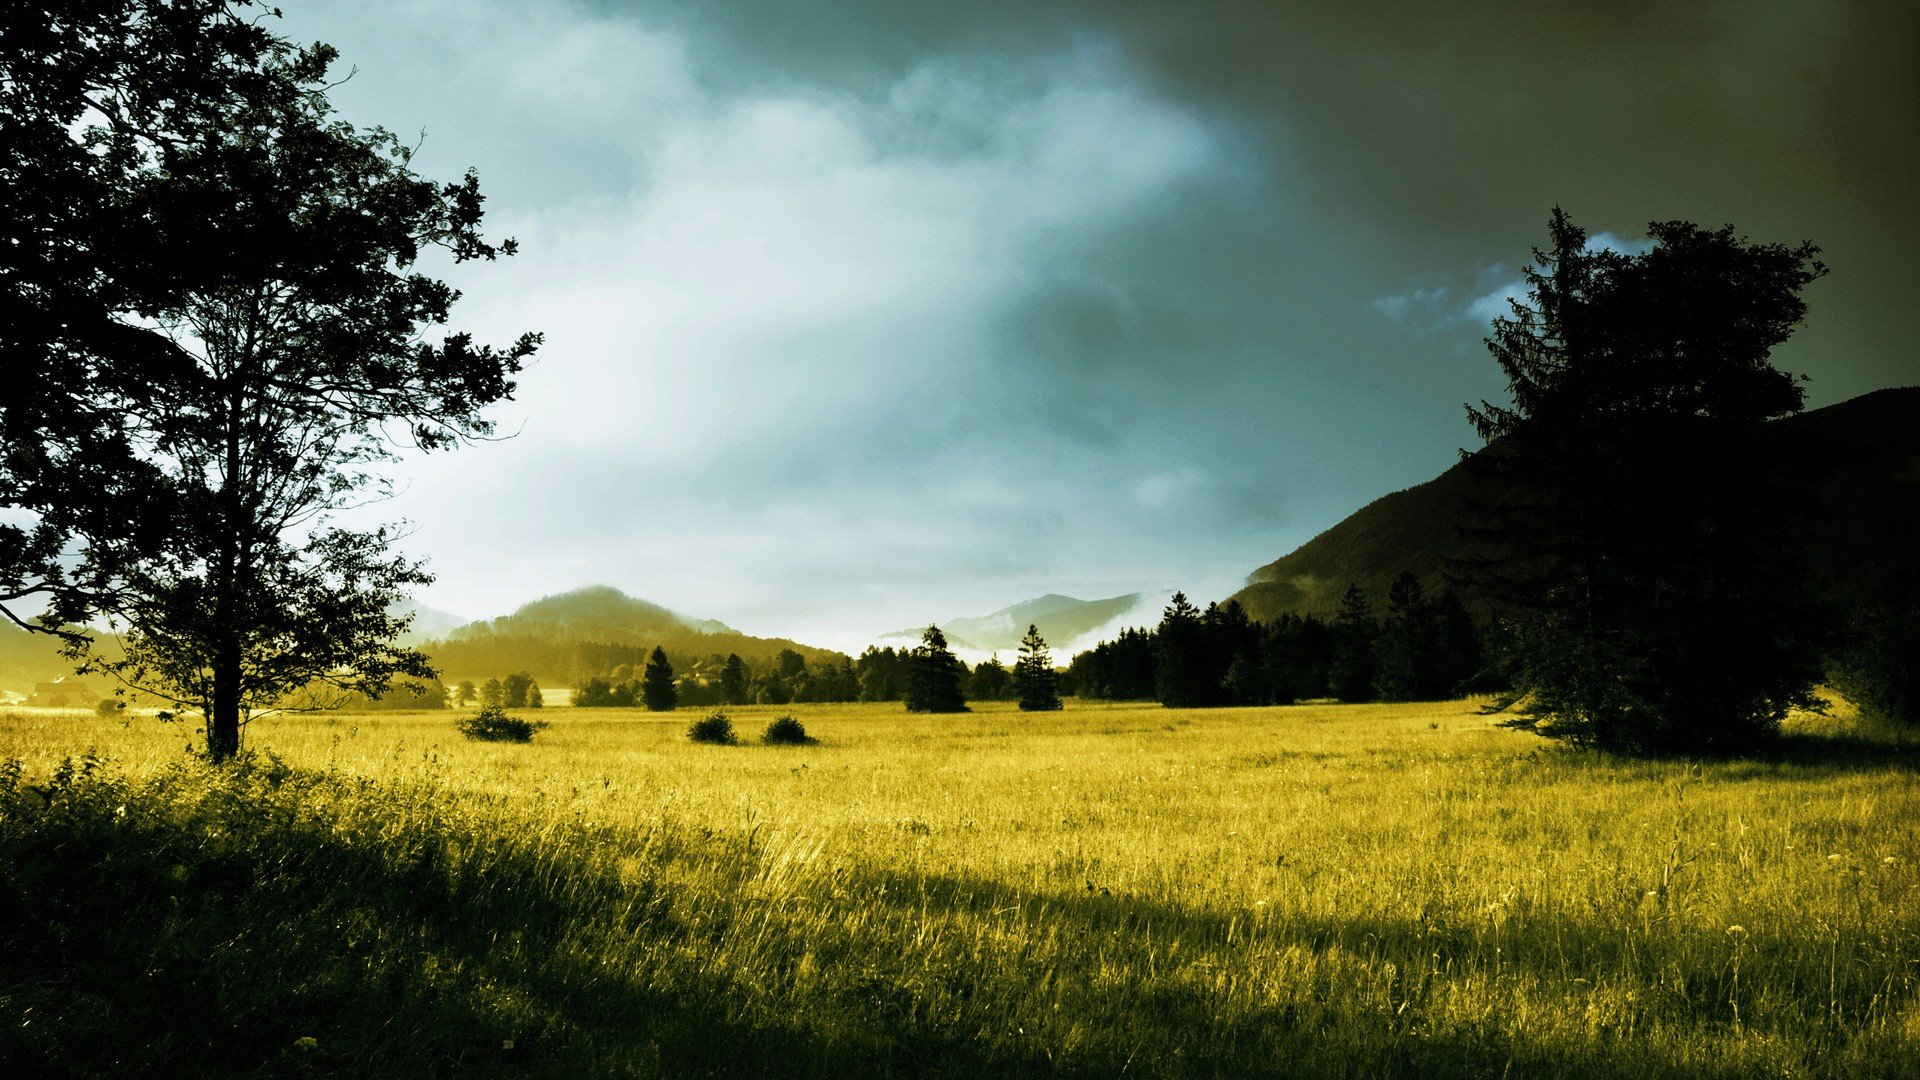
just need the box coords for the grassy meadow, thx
[1,698,1915,1077]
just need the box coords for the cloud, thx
[298,1,1273,647]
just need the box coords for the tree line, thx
[566,626,1064,713]
[1071,574,1496,707]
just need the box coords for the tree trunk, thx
[208,631,242,762]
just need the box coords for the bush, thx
[761,715,815,745]
[687,711,737,745]
[456,705,548,743]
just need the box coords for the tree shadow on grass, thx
[0,761,1895,1079]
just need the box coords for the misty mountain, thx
[883,593,1142,654]
[424,585,842,685]
[391,599,471,646]
[1227,387,1920,621]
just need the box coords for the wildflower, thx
[1828,853,1844,862]
[1884,856,1898,866]
[1726,925,1746,935]
[294,1037,319,1052]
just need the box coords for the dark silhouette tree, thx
[1329,584,1379,703]
[1014,625,1063,711]
[1374,571,1441,701]
[455,680,477,706]
[719,653,750,705]
[904,626,968,713]
[479,678,504,709]
[641,647,677,711]
[1155,592,1211,708]
[1462,209,1827,753]
[0,2,538,760]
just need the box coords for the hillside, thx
[1229,387,1920,620]
[423,585,844,684]
[881,593,1143,654]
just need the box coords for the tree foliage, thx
[641,647,677,712]
[1462,209,1827,754]
[1,1,538,759]
[1013,624,1062,711]
[903,626,968,713]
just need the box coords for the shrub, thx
[456,705,548,743]
[761,715,815,745]
[687,711,737,745]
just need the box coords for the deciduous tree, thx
[0,1,538,760]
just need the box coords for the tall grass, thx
[1,700,1913,1077]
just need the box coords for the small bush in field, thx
[687,711,737,745]
[457,705,547,743]
[761,715,815,745]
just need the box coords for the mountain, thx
[423,585,842,684]
[391,599,471,646]
[1227,387,1920,621]
[882,593,1143,654]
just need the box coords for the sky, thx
[287,0,1919,654]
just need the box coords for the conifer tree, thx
[1329,584,1378,703]
[641,647,677,711]
[904,626,968,713]
[719,653,750,705]
[970,655,1011,701]
[1155,592,1209,708]
[1014,625,1063,711]
[1375,571,1440,701]
[1462,209,1827,752]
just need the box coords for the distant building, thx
[28,677,95,708]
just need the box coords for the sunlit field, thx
[2,699,1915,1078]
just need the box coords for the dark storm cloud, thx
[614,0,1916,398]
[293,0,1913,647]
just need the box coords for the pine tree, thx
[1013,625,1063,711]
[1329,584,1378,703]
[641,647,677,712]
[1375,571,1440,701]
[904,626,968,713]
[1155,592,1209,708]
[719,653,749,705]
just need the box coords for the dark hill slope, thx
[1229,387,1920,621]
[424,586,844,685]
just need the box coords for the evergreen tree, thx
[641,647,677,711]
[904,626,969,713]
[1374,571,1441,701]
[1329,584,1379,703]
[970,655,1011,701]
[1462,209,1827,753]
[1155,592,1210,708]
[1431,590,1491,696]
[1014,625,1063,711]
[719,653,750,705]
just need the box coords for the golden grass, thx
[2,698,1914,1077]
